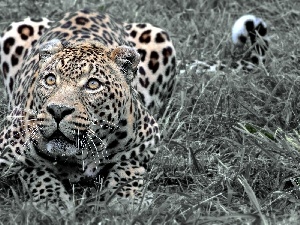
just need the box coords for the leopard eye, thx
[86,78,101,90]
[45,73,56,86]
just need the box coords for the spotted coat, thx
[0,9,176,212]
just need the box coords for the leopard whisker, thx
[21,125,40,149]
[86,129,110,161]
[75,128,86,171]
[89,118,120,131]
[86,133,100,166]
[86,129,107,147]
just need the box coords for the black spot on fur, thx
[139,77,150,88]
[13,131,20,139]
[38,25,44,35]
[139,66,146,76]
[30,18,43,22]
[245,20,255,32]
[244,20,257,45]
[130,151,136,158]
[130,30,137,38]
[137,49,146,62]
[24,167,34,174]
[148,51,159,73]
[61,21,72,28]
[251,56,259,64]
[107,140,119,149]
[154,135,159,144]
[14,146,21,155]
[96,14,106,22]
[25,159,35,167]
[80,9,91,14]
[115,131,128,139]
[11,55,18,66]
[140,144,145,152]
[149,83,155,96]
[3,37,15,54]
[9,77,14,93]
[139,30,151,43]
[2,62,9,78]
[136,24,147,28]
[31,40,37,46]
[150,51,159,60]
[75,17,89,25]
[102,30,113,45]
[155,33,165,43]
[124,24,132,30]
[157,74,163,84]
[162,47,173,65]
[36,170,45,176]
[119,119,127,126]
[17,25,34,40]
[238,35,247,44]
[138,91,145,105]
[256,22,267,36]
[15,46,24,55]
[43,177,51,182]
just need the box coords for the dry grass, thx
[1,0,300,224]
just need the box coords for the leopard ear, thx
[39,39,63,63]
[110,45,140,83]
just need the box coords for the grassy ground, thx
[1,0,300,224]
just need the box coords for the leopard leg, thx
[20,167,74,215]
[124,23,177,115]
[102,160,153,212]
[0,122,74,216]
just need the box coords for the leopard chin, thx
[46,138,78,157]
[42,129,82,157]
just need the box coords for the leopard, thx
[0,9,176,214]
[188,14,269,73]
[0,10,269,215]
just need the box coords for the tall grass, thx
[1,0,300,224]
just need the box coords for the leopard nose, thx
[46,104,75,124]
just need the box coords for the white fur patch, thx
[231,15,267,45]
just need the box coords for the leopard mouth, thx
[45,130,78,157]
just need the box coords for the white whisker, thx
[86,133,103,164]
[21,125,40,149]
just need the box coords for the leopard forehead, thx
[42,42,109,68]
[39,41,125,82]
[35,42,131,110]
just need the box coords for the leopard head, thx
[31,39,140,165]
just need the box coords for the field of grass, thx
[1,0,300,224]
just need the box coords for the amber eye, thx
[86,78,101,90]
[45,73,56,86]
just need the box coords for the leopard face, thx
[30,39,141,166]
